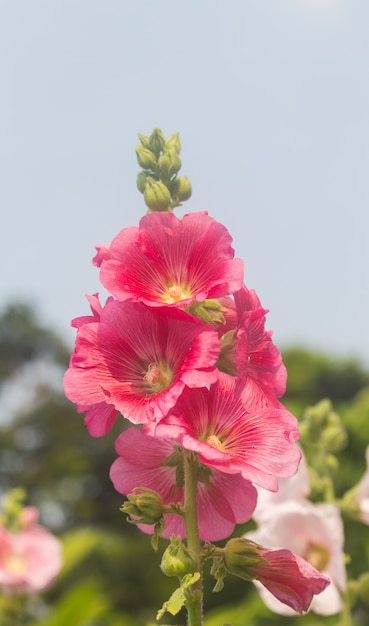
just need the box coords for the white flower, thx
[245,500,346,615]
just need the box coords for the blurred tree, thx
[283,347,369,404]
[0,302,69,379]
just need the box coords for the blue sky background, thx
[1,0,368,365]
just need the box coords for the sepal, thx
[160,535,197,577]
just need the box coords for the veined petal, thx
[156,375,301,491]
[64,299,220,428]
[110,427,257,541]
[99,211,244,307]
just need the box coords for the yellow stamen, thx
[143,362,173,393]
[5,554,27,575]
[206,434,223,450]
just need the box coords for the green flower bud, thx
[148,128,165,156]
[160,536,197,577]
[170,176,192,202]
[121,488,164,525]
[325,453,339,473]
[158,149,182,179]
[144,177,171,212]
[215,330,238,377]
[136,171,151,194]
[137,132,151,149]
[321,423,347,453]
[223,538,267,581]
[165,132,181,154]
[357,573,369,606]
[187,299,226,327]
[136,144,158,171]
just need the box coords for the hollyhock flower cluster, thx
[0,507,63,595]
[64,208,328,612]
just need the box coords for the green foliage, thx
[283,347,369,405]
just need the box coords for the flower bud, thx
[136,144,158,171]
[223,538,267,581]
[137,132,150,149]
[160,536,197,577]
[136,171,150,194]
[165,131,181,154]
[188,299,226,327]
[144,177,171,212]
[121,488,164,525]
[148,128,165,156]
[158,149,181,179]
[357,573,369,606]
[20,506,39,529]
[321,422,347,453]
[170,176,192,202]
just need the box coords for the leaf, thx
[156,572,200,619]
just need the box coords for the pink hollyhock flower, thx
[155,374,301,492]
[68,294,120,436]
[250,548,330,614]
[110,426,257,542]
[356,445,369,524]
[0,524,63,595]
[19,506,39,530]
[64,299,221,428]
[245,500,346,615]
[217,285,287,404]
[97,211,244,307]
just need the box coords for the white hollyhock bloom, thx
[245,500,346,616]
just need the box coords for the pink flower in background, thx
[98,211,244,307]
[0,523,63,595]
[64,299,220,427]
[156,374,301,492]
[245,500,345,615]
[356,445,369,524]
[110,427,257,542]
[249,548,330,614]
[19,506,39,530]
[217,285,287,403]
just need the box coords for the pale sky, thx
[1,0,368,365]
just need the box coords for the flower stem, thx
[183,451,203,626]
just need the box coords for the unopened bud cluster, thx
[136,128,192,212]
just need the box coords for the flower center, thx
[143,361,173,394]
[206,434,224,451]
[304,542,330,572]
[163,283,192,304]
[5,553,27,576]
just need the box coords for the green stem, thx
[339,587,353,626]
[183,451,203,626]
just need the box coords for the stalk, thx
[183,451,203,626]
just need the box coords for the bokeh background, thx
[1,1,369,625]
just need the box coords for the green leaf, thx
[156,572,200,619]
